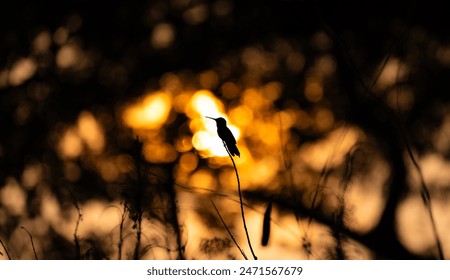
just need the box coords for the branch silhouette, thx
[223,141,257,260]
[211,200,248,260]
[21,227,38,260]
[0,239,12,260]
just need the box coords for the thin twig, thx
[403,137,445,260]
[223,141,257,260]
[278,115,301,222]
[118,203,128,260]
[211,200,248,260]
[132,137,144,260]
[21,227,38,260]
[0,239,12,260]
[307,123,350,228]
[68,188,83,259]
[315,1,444,260]
[74,206,82,259]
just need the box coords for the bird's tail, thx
[228,143,240,157]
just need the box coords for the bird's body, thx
[206,117,240,157]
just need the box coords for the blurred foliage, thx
[1,0,450,259]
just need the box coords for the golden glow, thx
[57,111,105,159]
[413,153,450,190]
[192,130,227,157]
[179,152,199,172]
[376,58,408,89]
[185,90,244,158]
[311,31,332,51]
[0,177,27,216]
[173,91,193,113]
[151,23,175,49]
[242,88,267,110]
[286,52,305,72]
[59,128,83,159]
[8,58,37,86]
[56,44,78,69]
[396,194,448,255]
[229,105,253,128]
[187,90,223,119]
[199,70,219,89]
[275,109,297,130]
[160,73,183,94]
[183,4,209,25]
[96,157,120,182]
[40,188,61,226]
[387,88,414,111]
[248,157,279,187]
[78,200,122,237]
[315,55,336,77]
[188,169,217,189]
[221,82,240,99]
[314,107,334,132]
[77,111,105,153]
[256,121,279,146]
[54,27,69,45]
[304,77,323,102]
[345,160,389,233]
[123,91,172,130]
[33,31,52,54]
[175,135,194,153]
[0,70,8,88]
[262,82,283,101]
[63,161,81,181]
[433,113,450,153]
[295,109,313,130]
[21,163,43,189]
[143,142,177,163]
[297,125,362,171]
[192,131,212,151]
[241,47,277,75]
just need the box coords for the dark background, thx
[1,0,449,259]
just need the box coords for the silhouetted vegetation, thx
[1,0,450,259]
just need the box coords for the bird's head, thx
[206,116,227,126]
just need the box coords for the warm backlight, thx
[123,91,172,130]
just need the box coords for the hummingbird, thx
[206,116,240,157]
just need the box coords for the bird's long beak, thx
[205,116,215,120]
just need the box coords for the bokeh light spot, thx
[199,70,219,89]
[179,152,199,172]
[59,128,83,159]
[9,58,37,86]
[77,111,105,154]
[143,142,177,163]
[188,90,223,119]
[188,169,217,189]
[123,91,172,130]
[220,82,240,99]
[0,178,27,216]
[151,23,176,49]
[183,4,209,25]
[305,78,324,103]
[56,44,78,69]
[33,31,52,54]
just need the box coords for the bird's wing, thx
[218,127,236,144]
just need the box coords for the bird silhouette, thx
[206,116,240,157]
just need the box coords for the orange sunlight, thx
[188,90,241,158]
[122,91,172,130]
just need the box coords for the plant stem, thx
[0,239,12,260]
[21,227,38,260]
[223,141,257,260]
[211,200,248,260]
